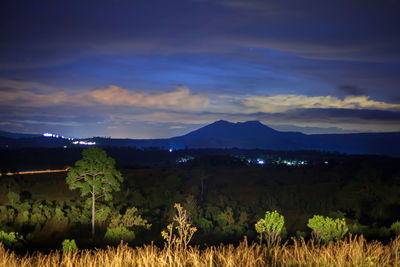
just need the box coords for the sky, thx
[1,0,400,138]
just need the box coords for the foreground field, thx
[1,235,399,267]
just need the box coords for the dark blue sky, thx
[1,0,400,138]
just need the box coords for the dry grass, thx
[1,235,399,266]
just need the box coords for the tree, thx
[255,210,284,247]
[307,215,348,244]
[66,147,123,239]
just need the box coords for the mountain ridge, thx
[1,120,399,156]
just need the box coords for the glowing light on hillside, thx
[43,132,74,140]
[72,140,96,146]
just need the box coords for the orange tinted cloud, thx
[0,82,210,111]
[82,85,209,110]
[242,94,400,113]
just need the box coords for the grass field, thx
[1,235,399,266]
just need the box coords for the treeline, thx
[0,146,366,172]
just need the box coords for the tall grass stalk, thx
[1,235,399,266]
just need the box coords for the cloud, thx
[14,120,83,127]
[242,94,400,113]
[0,78,59,93]
[0,121,23,128]
[105,107,400,134]
[1,78,399,136]
[2,0,399,69]
[338,85,364,96]
[82,85,209,110]
[213,0,273,10]
[0,81,210,111]
[256,108,400,132]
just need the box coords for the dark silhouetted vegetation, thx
[0,147,399,266]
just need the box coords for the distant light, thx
[169,148,173,152]
[257,159,264,165]
[63,146,67,148]
[75,141,96,146]
[324,161,329,165]
[43,133,52,137]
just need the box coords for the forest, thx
[0,146,399,256]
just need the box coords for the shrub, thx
[197,217,213,233]
[307,215,348,243]
[161,203,197,251]
[104,207,150,244]
[62,239,77,253]
[376,226,391,239]
[348,221,369,236]
[7,192,20,206]
[390,221,400,236]
[104,227,135,244]
[0,231,25,249]
[255,210,284,247]
[296,230,306,239]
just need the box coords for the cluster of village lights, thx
[43,133,96,146]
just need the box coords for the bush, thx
[307,215,348,243]
[255,210,284,247]
[7,192,20,206]
[197,217,213,233]
[161,203,197,251]
[390,221,400,236]
[104,207,150,244]
[62,239,77,253]
[296,230,306,239]
[104,227,135,244]
[348,221,369,236]
[0,231,25,249]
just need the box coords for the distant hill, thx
[1,121,400,156]
[0,130,41,139]
[167,120,305,150]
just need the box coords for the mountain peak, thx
[211,120,231,125]
[238,120,264,126]
[212,120,266,127]
[181,120,279,140]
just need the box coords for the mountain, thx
[167,120,305,150]
[1,121,400,156]
[111,120,400,156]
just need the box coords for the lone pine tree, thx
[66,147,123,239]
